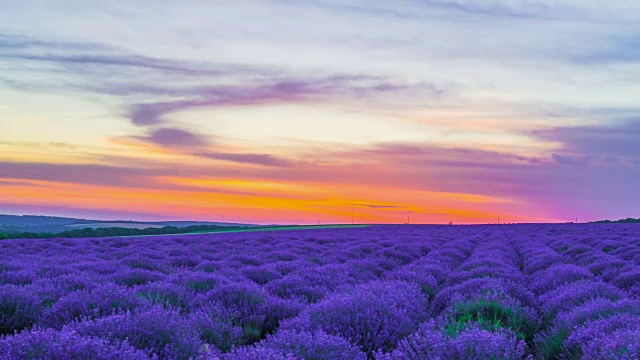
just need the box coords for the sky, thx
[0,1,639,224]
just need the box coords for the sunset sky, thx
[1,1,639,224]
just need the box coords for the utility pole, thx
[351,203,355,225]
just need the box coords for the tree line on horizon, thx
[590,217,640,224]
[0,224,247,240]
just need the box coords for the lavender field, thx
[1,224,639,359]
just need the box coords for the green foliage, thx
[444,298,538,343]
[537,330,570,360]
[242,325,262,345]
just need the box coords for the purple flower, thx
[432,278,535,315]
[69,305,205,359]
[109,268,165,287]
[538,280,626,321]
[222,346,299,360]
[241,264,283,285]
[384,267,439,299]
[536,298,640,359]
[169,271,230,293]
[266,266,353,304]
[613,267,640,290]
[0,328,149,359]
[240,329,367,360]
[40,284,143,329]
[2,223,640,359]
[281,280,428,355]
[565,314,640,359]
[381,320,530,360]
[121,255,166,272]
[528,263,592,295]
[0,285,42,335]
[206,282,303,345]
[189,301,243,352]
[135,281,201,312]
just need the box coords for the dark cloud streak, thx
[194,152,293,167]
[354,203,401,209]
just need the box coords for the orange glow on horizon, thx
[0,176,559,225]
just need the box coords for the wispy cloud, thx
[571,35,640,64]
[0,34,245,76]
[410,0,572,19]
[310,0,639,23]
[0,33,451,128]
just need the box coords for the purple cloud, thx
[0,180,49,187]
[128,77,443,126]
[0,161,162,188]
[366,143,543,169]
[127,82,312,126]
[0,202,181,222]
[137,127,210,148]
[0,160,253,194]
[551,154,593,166]
[534,119,640,165]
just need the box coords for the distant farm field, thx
[1,224,639,359]
[65,223,166,229]
[123,224,370,238]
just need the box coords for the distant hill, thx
[590,217,640,224]
[0,214,253,234]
